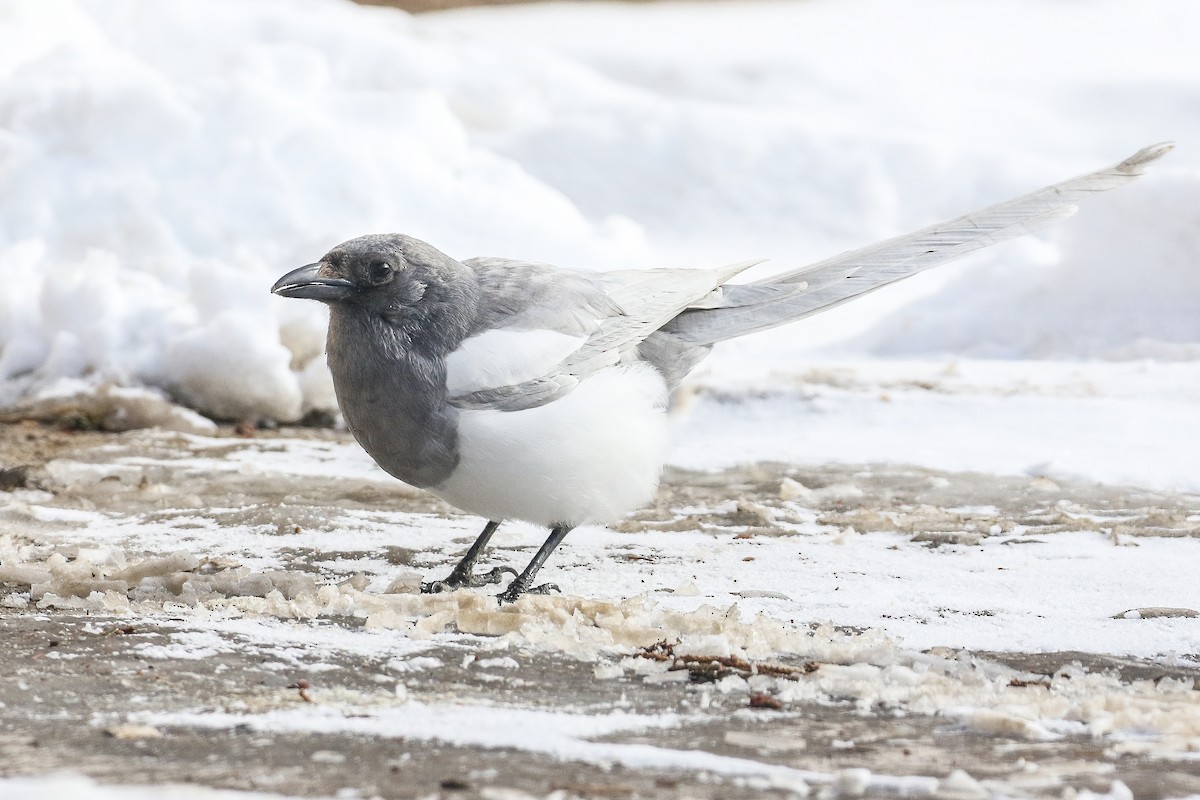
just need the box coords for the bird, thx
[273,143,1171,603]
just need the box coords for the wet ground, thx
[1,422,1199,799]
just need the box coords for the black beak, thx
[271,263,356,302]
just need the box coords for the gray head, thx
[273,233,479,345]
[274,234,472,488]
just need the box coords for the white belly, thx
[431,362,669,527]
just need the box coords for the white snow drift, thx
[0,0,1197,424]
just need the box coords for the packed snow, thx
[675,357,1200,493]
[5,434,1199,658]
[2,428,1198,788]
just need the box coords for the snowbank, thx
[0,0,648,421]
[0,0,1197,421]
[857,174,1200,359]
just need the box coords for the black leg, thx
[421,520,516,594]
[497,525,572,604]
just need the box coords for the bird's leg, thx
[497,525,572,604]
[421,520,516,593]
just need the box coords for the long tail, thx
[664,143,1174,346]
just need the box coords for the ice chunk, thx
[118,552,199,584]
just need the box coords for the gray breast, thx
[326,309,460,488]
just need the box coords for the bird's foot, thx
[421,565,517,594]
[496,580,560,604]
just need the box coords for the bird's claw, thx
[421,565,517,594]
[472,566,519,586]
[496,581,560,604]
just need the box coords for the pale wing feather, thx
[450,260,761,411]
[444,329,586,396]
[450,143,1172,407]
[666,143,1174,345]
[463,257,622,336]
[563,261,761,375]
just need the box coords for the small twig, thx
[286,680,313,702]
[634,641,819,682]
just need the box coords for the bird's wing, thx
[446,258,618,400]
[664,142,1174,345]
[463,257,624,336]
[448,259,762,411]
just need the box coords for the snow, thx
[6,422,1197,662]
[1,1,1199,792]
[2,428,1199,789]
[672,357,1200,493]
[0,773,319,800]
[5,429,1199,662]
[857,175,1200,359]
[0,0,1197,423]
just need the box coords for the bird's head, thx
[273,234,474,329]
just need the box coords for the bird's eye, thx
[368,260,393,285]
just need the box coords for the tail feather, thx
[665,142,1174,346]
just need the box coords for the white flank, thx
[444,328,586,395]
[433,362,669,526]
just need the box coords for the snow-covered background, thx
[2,4,1200,794]
[1,0,1197,428]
